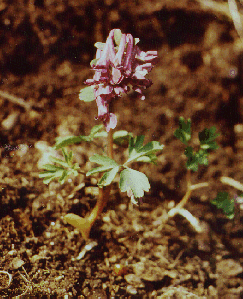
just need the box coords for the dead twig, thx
[0,90,32,111]
[228,0,243,44]
[220,176,243,192]
[197,0,233,19]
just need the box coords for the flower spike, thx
[84,29,158,131]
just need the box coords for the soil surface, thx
[1,0,243,298]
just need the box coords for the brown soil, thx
[0,0,243,298]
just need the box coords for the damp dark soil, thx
[0,0,243,298]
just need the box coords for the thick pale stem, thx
[92,128,114,219]
[70,128,114,240]
[175,170,192,210]
[168,170,192,217]
[87,185,111,225]
[168,170,209,218]
[107,129,114,159]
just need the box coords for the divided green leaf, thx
[176,119,219,172]
[90,124,106,138]
[113,130,133,146]
[89,154,118,166]
[86,154,119,177]
[199,127,219,151]
[79,86,96,102]
[126,135,164,164]
[54,124,106,149]
[185,147,209,172]
[174,117,191,145]
[98,166,120,186]
[211,192,235,219]
[119,168,150,198]
[39,149,80,185]
[55,136,89,149]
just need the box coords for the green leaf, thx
[50,156,69,168]
[43,176,56,185]
[41,164,63,172]
[86,165,116,176]
[174,117,191,145]
[89,154,118,167]
[73,162,80,171]
[185,147,209,172]
[39,169,64,177]
[79,86,95,102]
[127,136,164,164]
[211,192,235,219]
[136,153,158,164]
[68,150,73,163]
[87,154,119,176]
[133,135,145,152]
[199,127,219,151]
[59,169,68,185]
[55,125,107,149]
[55,136,89,149]
[185,146,199,172]
[98,166,120,186]
[113,130,133,146]
[119,168,150,198]
[62,148,69,164]
[90,124,105,137]
[39,147,80,185]
[39,171,55,178]
[197,150,208,166]
[39,168,66,184]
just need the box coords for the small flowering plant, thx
[169,118,241,230]
[39,29,238,240]
[39,29,163,240]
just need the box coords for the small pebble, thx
[126,285,137,295]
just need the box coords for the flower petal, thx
[105,113,117,132]
[123,34,134,76]
[94,30,116,68]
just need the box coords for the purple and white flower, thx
[85,29,158,131]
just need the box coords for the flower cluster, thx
[85,29,158,131]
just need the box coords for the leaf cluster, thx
[211,192,235,219]
[174,117,219,172]
[39,148,80,184]
[55,126,133,150]
[126,135,164,165]
[55,125,106,149]
[39,124,163,202]
[86,135,163,200]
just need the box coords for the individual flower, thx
[85,29,158,131]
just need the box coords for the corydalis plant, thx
[168,117,220,232]
[40,29,162,240]
[80,29,158,132]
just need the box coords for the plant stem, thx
[87,185,111,225]
[175,169,192,210]
[89,128,113,222]
[168,170,192,218]
[75,128,114,240]
[107,129,114,159]
[168,169,209,218]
